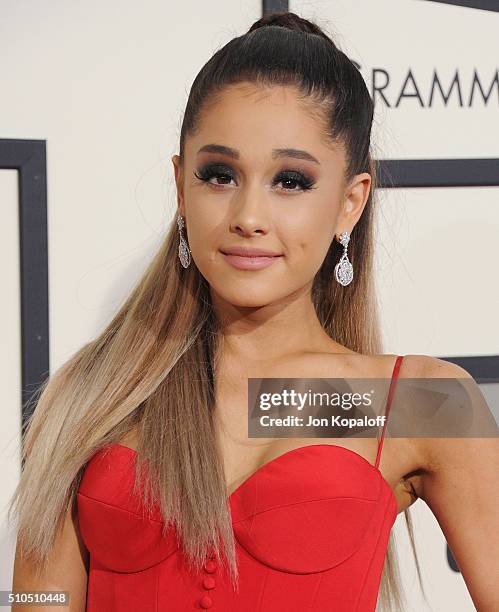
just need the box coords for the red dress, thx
[77,355,404,611]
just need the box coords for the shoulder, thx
[392,353,475,381]
[396,353,495,476]
[391,354,478,472]
[399,353,474,379]
[325,350,472,377]
[348,352,470,381]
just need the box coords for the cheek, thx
[187,231,218,270]
[288,221,334,282]
[280,214,333,266]
[183,207,221,259]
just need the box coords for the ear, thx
[335,172,371,239]
[171,154,185,217]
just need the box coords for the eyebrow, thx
[197,143,320,165]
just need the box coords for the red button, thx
[203,576,216,590]
[203,560,217,573]
[199,595,213,609]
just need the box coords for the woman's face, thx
[172,82,370,309]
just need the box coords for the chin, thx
[211,286,277,309]
[226,294,273,308]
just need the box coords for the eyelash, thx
[193,163,317,192]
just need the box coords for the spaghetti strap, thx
[374,355,404,469]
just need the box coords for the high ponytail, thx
[248,10,335,45]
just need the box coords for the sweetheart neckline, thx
[109,442,398,512]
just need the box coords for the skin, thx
[11,505,88,611]
[12,81,499,610]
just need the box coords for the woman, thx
[10,11,498,612]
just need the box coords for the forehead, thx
[186,82,345,171]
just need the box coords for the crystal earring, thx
[334,231,353,286]
[177,214,191,268]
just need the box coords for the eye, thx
[194,163,235,189]
[273,170,316,192]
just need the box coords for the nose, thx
[229,184,271,237]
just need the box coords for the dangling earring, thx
[177,214,191,268]
[334,231,353,286]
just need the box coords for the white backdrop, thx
[1,1,498,610]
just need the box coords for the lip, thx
[220,246,282,257]
[220,248,282,271]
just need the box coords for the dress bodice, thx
[77,355,404,611]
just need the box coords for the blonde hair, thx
[9,11,426,611]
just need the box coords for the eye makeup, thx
[193,162,317,192]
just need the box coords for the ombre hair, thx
[9,11,424,610]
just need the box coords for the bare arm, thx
[12,503,89,612]
[417,356,499,611]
